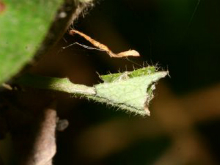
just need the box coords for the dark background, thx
[1,0,220,164]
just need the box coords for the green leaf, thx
[17,67,167,116]
[100,66,157,83]
[0,0,63,84]
[94,67,167,116]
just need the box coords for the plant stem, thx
[17,74,96,96]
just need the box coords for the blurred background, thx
[1,0,220,164]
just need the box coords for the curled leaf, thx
[93,67,168,116]
[17,67,167,116]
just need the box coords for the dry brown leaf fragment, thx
[69,29,140,58]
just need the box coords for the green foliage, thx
[0,0,63,84]
[94,67,167,116]
[0,0,167,116]
[100,66,156,83]
[18,67,167,116]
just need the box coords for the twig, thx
[33,107,57,165]
[25,104,57,165]
[0,92,58,165]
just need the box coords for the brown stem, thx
[23,104,57,165]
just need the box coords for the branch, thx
[24,105,57,165]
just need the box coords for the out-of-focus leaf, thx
[0,0,63,84]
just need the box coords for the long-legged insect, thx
[68,29,140,58]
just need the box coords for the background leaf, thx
[0,0,63,84]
